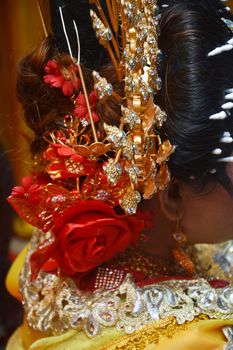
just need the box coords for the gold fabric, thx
[6,318,233,350]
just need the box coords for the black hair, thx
[156,0,233,192]
[49,0,109,69]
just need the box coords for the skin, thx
[141,164,233,258]
[176,180,233,244]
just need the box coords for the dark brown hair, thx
[16,35,123,154]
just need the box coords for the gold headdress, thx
[8,0,173,285]
[89,0,173,213]
[38,0,173,214]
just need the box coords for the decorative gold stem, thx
[106,0,120,59]
[111,0,119,32]
[93,0,121,61]
[76,178,80,193]
[112,91,123,102]
[105,43,122,80]
[106,0,119,33]
[37,0,48,37]
[115,148,122,163]
[119,3,127,49]
[114,118,124,163]
[78,65,98,142]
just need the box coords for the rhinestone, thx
[157,49,163,64]
[51,195,66,203]
[224,343,233,350]
[103,160,122,185]
[154,6,160,17]
[121,106,140,129]
[104,123,126,148]
[85,314,99,338]
[96,190,109,201]
[199,291,216,308]
[147,34,156,45]
[157,77,162,90]
[93,71,113,100]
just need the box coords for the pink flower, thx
[74,91,99,123]
[11,176,42,204]
[44,60,81,96]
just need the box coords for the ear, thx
[158,180,184,222]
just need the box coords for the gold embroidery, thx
[100,316,208,350]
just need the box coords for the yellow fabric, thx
[13,218,34,239]
[6,318,233,350]
[5,243,29,300]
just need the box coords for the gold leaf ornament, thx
[157,140,174,164]
[157,163,171,190]
[143,176,157,200]
[74,143,112,158]
[119,187,141,215]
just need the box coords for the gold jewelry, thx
[172,223,196,276]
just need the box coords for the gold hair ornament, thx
[35,1,174,215]
[90,0,174,210]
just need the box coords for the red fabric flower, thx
[8,176,80,232]
[43,143,96,180]
[44,143,83,160]
[44,60,81,96]
[11,176,42,204]
[74,91,99,123]
[30,200,145,278]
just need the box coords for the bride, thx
[6,0,233,349]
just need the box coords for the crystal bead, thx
[85,314,99,338]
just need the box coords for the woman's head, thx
[156,0,233,243]
[16,0,233,243]
[157,0,233,191]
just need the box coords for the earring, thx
[172,223,196,276]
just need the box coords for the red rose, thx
[30,200,145,278]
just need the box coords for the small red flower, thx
[74,91,99,123]
[44,143,82,160]
[11,176,42,204]
[44,60,81,96]
[43,143,96,180]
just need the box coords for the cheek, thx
[181,186,233,244]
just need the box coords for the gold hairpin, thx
[90,0,120,60]
[90,10,121,80]
[37,0,48,37]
